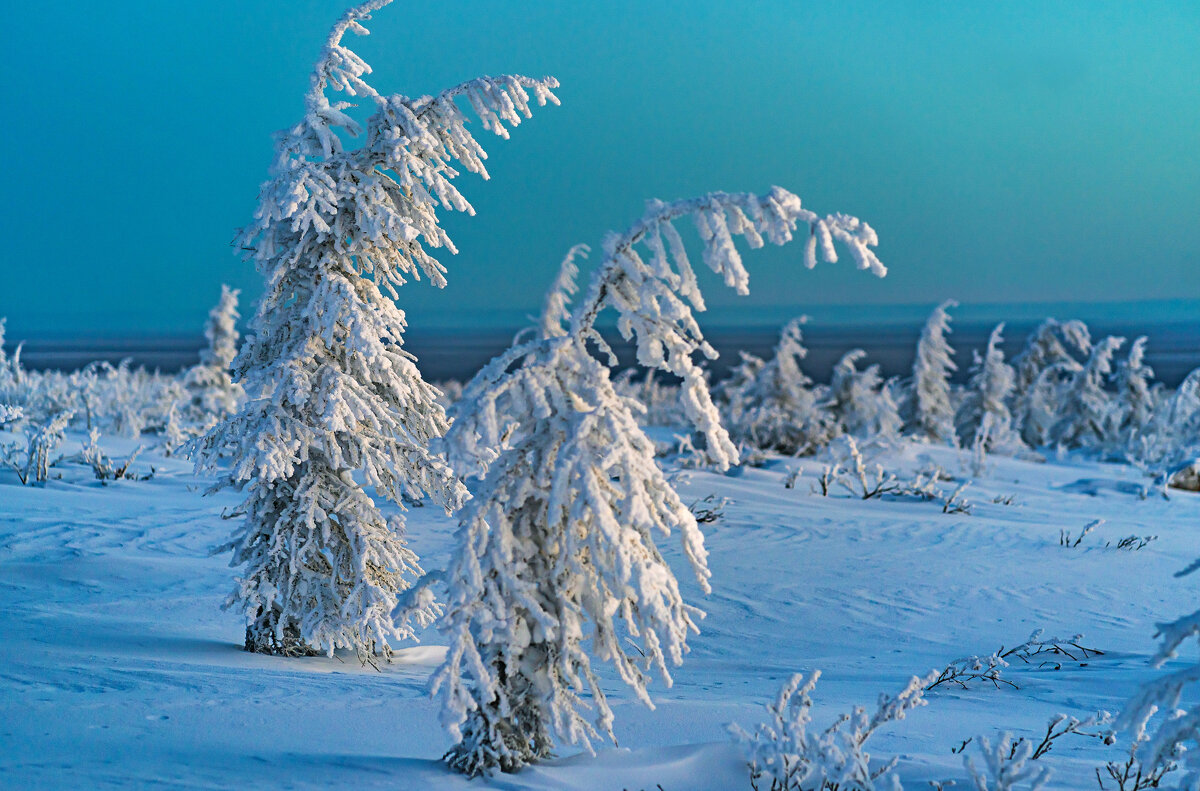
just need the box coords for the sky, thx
[2,1,1199,337]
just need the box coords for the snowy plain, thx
[1,429,1197,790]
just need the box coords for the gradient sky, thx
[3,1,1199,336]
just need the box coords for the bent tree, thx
[433,187,887,775]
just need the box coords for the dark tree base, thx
[244,623,321,657]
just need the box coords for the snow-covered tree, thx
[0,318,23,406]
[1128,367,1200,477]
[432,187,886,776]
[824,349,901,441]
[0,318,8,387]
[902,300,958,444]
[1106,336,1158,453]
[1011,319,1091,446]
[956,323,1021,454]
[1012,319,1092,397]
[189,0,558,659]
[724,317,837,455]
[1049,335,1124,450]
[613,367,686,428]
[182,285,243,431]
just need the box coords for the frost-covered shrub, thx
[956,323,1021,455]
[181,285,243,432]
[190,0,557,659]
[724,317,837,455]
[0,353,183,441]
[901,300,958,444]
[824,349,902,441]
[963,734,1052,791]
[1012,319,1091,446]
[434,187,885,776]
[1050,335,1124,450]
[835,435,902,499]
[1120,586,1200,788]
[81,428,150,483]
[0,404,22,429]
[729,670,933,791]
[2,411,71,485]
[1095,732,1177,790]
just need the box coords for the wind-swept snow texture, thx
[1,430,1197,789]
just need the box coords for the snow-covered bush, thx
[1120,593,1200,788]
[1049,335,1124,450]
[0,353,183,441]
[0,404,22,429]
[433,187,885,775]
[926,630,1104,693]
[824,349,902,441]
[963,734,1052,791]
[2,411,71,485]
[956,323,1021,455]
[181,285,243,432]
[729,669,933,791]
[80,428,150,483]
[1095,731,1177,790]
[834,435,902,499]
[724,317,837,455]
[1012,319,1091,447]
[901,300,958,444]
[189,0,558,659]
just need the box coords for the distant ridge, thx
[9,313,1198,387]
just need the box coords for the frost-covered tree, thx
[956,323,1021,454]
[1049,335,1123,450]
[189,0,558,659]
[613,367,686,428]
[724,317,837,455]
[1012,319,1092,397]
[902,300,958,444]
[0,318,23,406]
[432,187,885,776]
[1011,319,1091,446]
[182,285,243,431]
[1128,367,1200,477]
[0,318,8,389]
[824,349,901,441]
[1106,336,1158,453]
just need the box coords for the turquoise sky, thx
[3,1,1198,335]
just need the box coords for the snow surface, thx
[1,430,1197,789]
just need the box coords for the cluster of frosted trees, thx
[0,288,244,480]
[713,300,1198,481]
